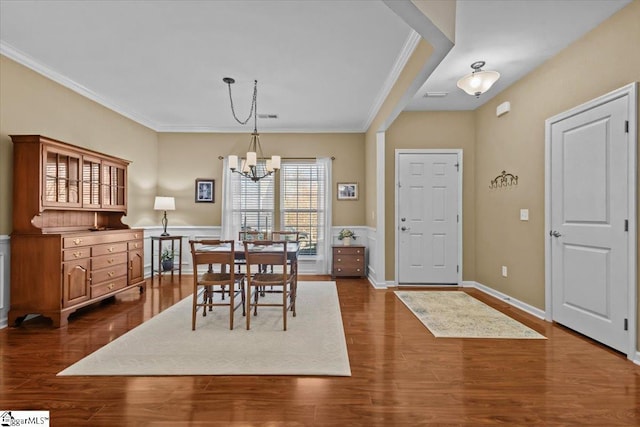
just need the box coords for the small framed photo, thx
[337,182,358,201]
[195,178,215,203]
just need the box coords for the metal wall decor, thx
[490,170,518,189]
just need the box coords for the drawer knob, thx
[73,251,82,258]
[108,283,114,290]
[134,243,139,248]
[108,246,114,252]
[337,258,341,262]
[337,250,342,253]
[134,233,139,238]
[356,258,360,262]
[73,238,82,245]
[108,271,115,277]
[357,268,361,272]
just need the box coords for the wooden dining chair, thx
[244,240,297,331]
[189,239,245,330]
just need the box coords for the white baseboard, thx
[367,275,388,289]
[461,280,546,320]
[0,235,10,329]
[634,351,640,366]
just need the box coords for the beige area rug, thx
[58,281,351,376]
[395,291,546,339]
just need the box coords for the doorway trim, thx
[394,148,463,285]
[544,82,637,360]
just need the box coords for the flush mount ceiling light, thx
[456,61,500,98]
[224,77,280,182]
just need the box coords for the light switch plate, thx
[520,209,529,221]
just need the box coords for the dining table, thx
[198,241,300,281]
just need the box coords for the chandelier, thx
[456,61,500,98]
[224,77,280,182]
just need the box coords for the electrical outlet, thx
[501,266,508,277]
[520,209,529,221]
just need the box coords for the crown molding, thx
[1,41,160,131]
[154,125,364,134]
[361,30,420,132]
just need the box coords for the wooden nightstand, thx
[332,245,366,279]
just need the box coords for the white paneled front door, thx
[397,151,460,284]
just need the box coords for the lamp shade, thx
[457,69,500,97]
[154,196,175,211]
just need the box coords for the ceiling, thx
[0,0,631,133]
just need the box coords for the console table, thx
[151,235,184,283]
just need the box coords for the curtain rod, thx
[217,156,335,160]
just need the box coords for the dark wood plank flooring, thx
[1,275,639,426]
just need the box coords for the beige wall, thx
[385,111,476,281]
[474,0,640,315]
[0,56,159,234]
[157,132,366,227]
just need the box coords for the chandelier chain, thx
[226,79,257,126]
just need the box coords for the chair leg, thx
[291,281,297,317]
[241,279,246,316]
[246,286,252,330]
[283,286,287,331]
[192,287,197,331]
[202,286,209,317]
[229,284,234,330]
[253,287,259,316]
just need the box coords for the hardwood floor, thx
[1,275,639,426]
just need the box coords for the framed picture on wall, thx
[337,182,358,201]
[195,178,215,203]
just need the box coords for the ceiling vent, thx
[258,114,279,119]
[423,92,448,98]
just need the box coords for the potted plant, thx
[338,229,357,246]
[161,248,175,271]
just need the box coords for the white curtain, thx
[220,158,241,240]
[318,157,332,274]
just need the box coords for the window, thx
[224,157,331,273]
[280,162,327,256]
[231,165,274,235]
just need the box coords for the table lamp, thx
[154,196,175,236]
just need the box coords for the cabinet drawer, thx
[333,266,364,276]
[333,255,364,267]
[63,248,90,261]
[92,252,128,270]
[63,231,143,248]
[63,235,94,248]
[92,263,128,285]
[92,242,127,256]
[91,276,128,299]
[333,247,364,256]
[128,240,143,250]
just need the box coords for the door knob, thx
[550,230,562,237]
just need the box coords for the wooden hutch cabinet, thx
[9,135,145,327]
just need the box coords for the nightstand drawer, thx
[332,245,366,278]
[333,247,364,256]
[333,266,364,276]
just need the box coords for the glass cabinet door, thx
[43,145,82,208]
[82,156,101,209]
[101,161,126,210]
